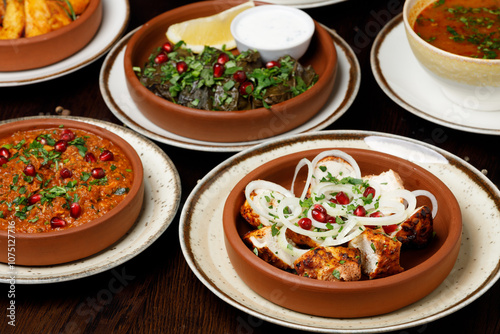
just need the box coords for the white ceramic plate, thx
[0,0,130,87]
[99,26,360,152]
[371,14,500,136]
[263,0,347,8]
[0,116,181,284]
[179,130,500,333]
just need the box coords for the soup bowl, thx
[403,0,500,111]
[123,0,337,143]
[0,0,102,72]
[0,118,144,266]
[222,148,462,318]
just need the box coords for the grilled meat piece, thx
[294,246,362,281]
[285,228,320,249]
[242,226,294,270]
[389,206,434,249]
[348,228,404,279]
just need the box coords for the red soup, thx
[0,127,134,233]
[413,0,500,59]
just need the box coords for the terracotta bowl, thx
[0,0,102,72]
[123,0,337,143]
[0,118,144,266]
[222,148,462,318]
[403,0,500,111]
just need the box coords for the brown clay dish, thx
[123,0,337,143]
[0,118,144,266]
[0,0,102,72]
[223,148,462,318]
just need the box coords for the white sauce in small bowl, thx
[230,5,315,62]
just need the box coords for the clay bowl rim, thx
[0,118,144,241]
[0,0,101,48]
[223,147,462,292]
[403,0,500,64]
[123,0,337,121]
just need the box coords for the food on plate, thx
[135,43,318,111]
[166,0,255,53]
[240,150,438,281]
[0,126,135,233]
[294,246,362,281]
[0,0,90,39]
[413,0,500,59]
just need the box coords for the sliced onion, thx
[290,158,313,200]
[277,226,309,258]
[244,180,294,221]
[311,149,362,179]
[412,190,438,218]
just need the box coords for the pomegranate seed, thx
[154,53,168,64]
[311,208,326,222]
[70,202,82,219]
[99,150,114,162]
[60,129,75,142]
[176,61,188,74]
[24,164,36,176]
[91,167,105,179]
[334,191,350,205]
[0,156,8,166]
[84,152,97,163]
[369,211,384,218]
[50,217,67,228]
[217,53,230,65]
[326,215,337,225]
[0,147,10,159]
[313,204,326,214]
[298,218,312,230]
[161,42,173,53]
[354,205,366,217]
[213,63,224,78]
[60,168,73,179]
[239,81,254,95]
[363,186,376,198]
[233,70,246,83]
[54,140,68,152]
[28,194,42,205]
[266,60,281,69]
[37,136,47,145]
[383,224,398,234]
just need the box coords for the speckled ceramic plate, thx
[179,130,500,333]
[371,14,500,136]
[0,0,129,87]
[0,116,181,284]
[99,26,360,152]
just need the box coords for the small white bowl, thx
[230,5,315,63]
[403,0,500,111]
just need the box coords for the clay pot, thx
[0,0,102,72]
[0,118,144,266]
[123,0,337,142]
[223,148,462,318]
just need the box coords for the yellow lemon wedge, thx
[166,1,255,53]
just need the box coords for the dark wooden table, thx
[1,0,499,333]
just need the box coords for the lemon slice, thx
[166,1,255,53]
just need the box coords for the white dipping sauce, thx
[233,6,313,50]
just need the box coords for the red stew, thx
[413,0,500,59]
[0,127,134,233]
